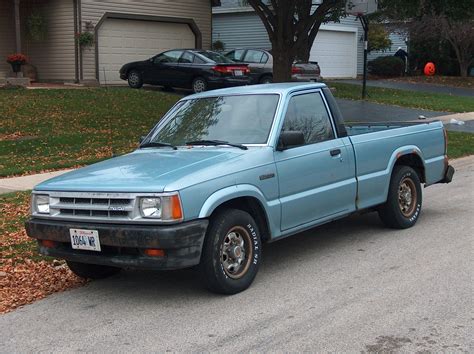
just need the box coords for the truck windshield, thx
[146,94,280,146]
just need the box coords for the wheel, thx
[127,70,143,89]
[199,209,262,294]
[192,77,208,93]
[259,75,273,84]
[66,261,121,280]
[378,165,422,229]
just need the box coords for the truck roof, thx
[186,82,328,99]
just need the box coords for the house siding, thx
[213,11,365,75]
[80,0,212,81]
[0,0,16,79]
[21,0,76,81]
[368,30,408,61]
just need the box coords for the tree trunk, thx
[296,37,311,62]
[272,48,294,82]
[459,61,469,78]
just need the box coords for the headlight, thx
[140,198,162,218]
[34,194,50,214]
[139,194,183,221]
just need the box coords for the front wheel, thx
[66,261,121,279]
[192,77,208,93]
[378,165,422,229]
[127,70,143,89]
[199,209,262,294]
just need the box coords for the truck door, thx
[274,90,357,231]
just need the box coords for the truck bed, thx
[344,120,446,210]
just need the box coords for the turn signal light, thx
[170,194,183,220]
[41,240,56,248]
[144,249,165,257]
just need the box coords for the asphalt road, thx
[1,157,473,352]
[334,79,474,97]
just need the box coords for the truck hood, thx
[34,149,244,193]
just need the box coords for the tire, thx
[127,70,143,89]
[192,77,208,93]
[199,209,262,294]
[378,165,422,229]
[66,261,121,280]
[259,75,273,84]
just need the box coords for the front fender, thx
[198,184,281,239]
[198,184,269,218]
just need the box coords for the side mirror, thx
[277,131,305,151]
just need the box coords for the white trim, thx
[319,24,358,32]
[213,6,255,14]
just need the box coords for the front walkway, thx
[334,79,474,97]
[0,170,73,195]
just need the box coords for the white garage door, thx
[310,29,357,78]
[98,19,195,84]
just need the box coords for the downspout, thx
[78,0,83,81]
[73,0,79,83]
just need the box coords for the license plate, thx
[234,70,243,76]
[70,229,101,252]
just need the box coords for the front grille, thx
[48,193,136,221]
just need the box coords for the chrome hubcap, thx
[193,80,206,92]
[221,227,252,279]
[129,73,139,86]
[398,178,416,216]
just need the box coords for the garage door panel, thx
[310,30,357,78]
[98,18,195,84]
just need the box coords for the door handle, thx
[330,149,341,156]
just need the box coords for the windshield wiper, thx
[140,141,177,150]
[185,140,248,150]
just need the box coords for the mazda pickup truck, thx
[26,83,454,294]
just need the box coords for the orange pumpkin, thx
[424,62,436,76]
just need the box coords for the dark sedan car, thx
[119,50,250,93]
[225,48,321,84]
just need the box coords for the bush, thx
[368,56,405,77]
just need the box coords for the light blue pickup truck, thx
[26,83,454,294]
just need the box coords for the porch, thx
[0,0,78,84]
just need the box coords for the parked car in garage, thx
[119,50,251,93]
[224,48,321,84]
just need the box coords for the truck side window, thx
[282,92,334,145]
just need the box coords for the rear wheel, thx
[259,75,273,84]
[378,165,422,229]
[192,77,208,93]
[199,209,262,294]
[127,70,143,89]
[66,261,121,279]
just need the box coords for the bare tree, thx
[245,0,347,82]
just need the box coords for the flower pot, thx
[10,62,22,73]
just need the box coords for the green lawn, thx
[329,82,474,113]
[0,87,180,177]
[447,131,474,159]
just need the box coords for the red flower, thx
[6,53,28,64]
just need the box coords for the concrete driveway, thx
[334,79,474,97]
[1,156,472,352]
